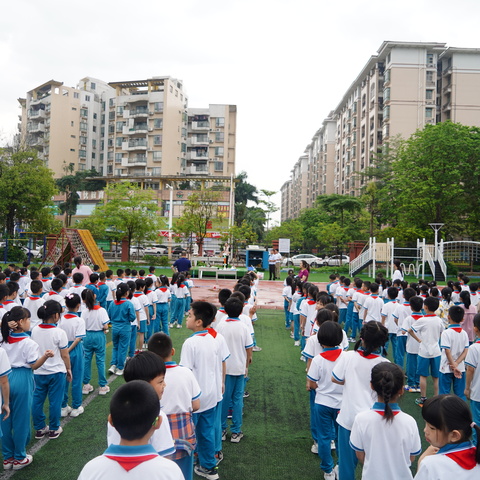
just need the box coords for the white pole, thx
[166,184,173,258]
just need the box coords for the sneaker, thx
[349,337,356,343]
[230,432,243,443]
[3,458,13,470]
[176,324,182,329]
[294,340,300,346]
[99,386,110,395]
[300,355,306,362]
[289,332,294,338]
[333,465,339,478]
[331,440,336,450]
[70,406,84,417]
[48,427,63,439]
[171,321,177,327]
[311,442,318,454]
[108,365,116,374]
[243,391,250,398]
[221,429,227,441]
[82,384,94,395]
[35,426,49,439]
[61,405,72,417]
[415,396,427,407]
[415,386,421,393]
[194,465,219,480]
[114,368,124,376]
[324,471,336,480]
[215,451,224,465]
[252,345,262,352]
[12,455,33,471]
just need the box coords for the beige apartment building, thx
[281,41,480,220]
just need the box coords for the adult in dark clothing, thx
[172,251,191,273]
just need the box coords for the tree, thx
[234,171,259,226]
[315,194,363,229]
[87,182,160,261]
[0,150,58,236]
[264,219,303,253]
[56,164,106,227]
[174,189,221,255]
[244,207,267,241]
[221,221,258,259]
[259,189,278,231]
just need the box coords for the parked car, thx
[129,246,145,258]
[172,246,186,255]
[144,244,168,255]
[282,254,323,268]
[322,254,350,266]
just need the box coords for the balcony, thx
[442,102,451,111]
[186,150,209,160]
[191,121,210,131]
[187,137,209,147]
[185,164,209,175]
[28,109,46,119]
[125,108,150,118]
[126,155,147,165]
[123,123,149,135]
[443,84,452,94]
[28,123,45,133]
[122,139,148,151]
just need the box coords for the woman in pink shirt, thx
[298,260,310,282]
[72,256,93,286]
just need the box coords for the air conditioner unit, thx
[149,112,154,115]
[148,128,153,132]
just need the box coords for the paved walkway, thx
[191,278,328,310]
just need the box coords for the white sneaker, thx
[331,440,336,450]
[12,455,33,470]
[115,368,124,376]
[294,340,300,346]
[70,406,84,417]
[108,365,116,374]
[99,386,110,395]
[176,324,182,328]
[61,405,72,417]
[324,471,336,480]
[82,384,94,395]
[311,442,318,454]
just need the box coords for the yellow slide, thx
[77,230,108,271]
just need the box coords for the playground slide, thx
[77,230,108,271]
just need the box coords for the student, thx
[345,278,363,342]
[211,288,230,330]
[415,395,480,479]
[350,363,421,480]
[291,280,303,347]
[403,296,424,393]
[437,286,453,327]
[465,314,480,441]
[393,287,417,368]
[459,291,476,343]
[381,286,399,358]
[172,274,189,329]
[96,273,109,310]
[133,279,151,351]
[79,380,183,480]
[355,281,371,326]
[115,269,125,287]
[335,277,350,326]
[332,321,389,480]
[72,256,92,286]
[40,267,53,295]
[81,289,110,396]
[58,293,86,418]
[107,352,175,458]
[23,280,45,330]
[307,321,345,479]
[107,283,136,376]
[104,270,116,310]
[363,282,384,324]
[217,298,253,444]
[31,300,72,440]
[327,274,339,296]
[180,301,223,480]
[408,296,444,406]
[85,273,100,297]
[439,305,469,399]
[155,275,171,335]
[148,333,201,480]
[1,308,44,470]
[68,273,86,301]
[282,276,294,330]
[146,266,157,284]
[300,285,319,356]
[46,278,66,308]
[3,282,19,311]
[144,277,158,342]
[184,272,194,315]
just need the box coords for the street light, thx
[429,223,444,261]
[166,184,173,257]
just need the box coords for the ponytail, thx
[159,275,170,287]
[441,287,452,303]
[355,321,389,357]
[73,256,82,268]
[37,300,62,322]
[1,307,30,343]
[65,293,81,311]
[81,289,95,310]
[116,283,129,302]
[371,363,404,422]
[177,274,185,288]
[460,291,471,309]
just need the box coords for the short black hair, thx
[41,267,51,277]
[9,272,20,282]
[135,279,146,290]
[190,301,217,327]
[224,297,243,318]
[7,281,19,295]
[51,277,63,292]
[89,273,99,284]
[409,296,423,312]
[147,332,173,360]
[72,272,84,284]
[124,351,166,383]
[370,282,379,293]
[29,279,42,294]
[317,320,343,347]
[424,296,439,312]
[218,288,232,306]
[403,287,417,302]
[387,286,398,299]
[448,305,465,324]
[237,285,251,301]
[110,380,160,441]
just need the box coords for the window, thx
[215,132,224,142]
[426,53,434,65]
[91,82,96,90]
[109,99,114,107]
[154,102,163,112]
[153,151,162,161]
[181,143,186,152]
[154,118,163,129]
[115,137,123,147]
[101,114,105,125]
[152,167,161,175]
[93,113,97,120]
[79,150,87,158]
[80,122,88,131]
[116,121,124,132]
[79,163,86,171]
[215,117,225,127]
[383,87,390,101]
[108,125,114,134]
[92,139,96,148]
[426,90,434,100]
[214,147,224,156]
[425,108,433,118]
[74,92,79,99]
[85,95,90,101]
[80,136,87,144]
[71,135,76,138]
[214,160,224,171]
[70,148,75,152]
[80,108,88,116]
[72,107,77,111]
[71,121,74,127]
[107,152,113,160]
[107,165,113,174]
[92,126,96,132]
[426,71,434,83]
[117,106,124,115]
[109,111,115,120]
[115,153,123,162]
[153,135,162,145]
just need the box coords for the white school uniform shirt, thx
[451,290,462,305]
[393,302,412,337]
[78,444,184,480]
[0,349,11,408]
[332,349,389,430]
[209,329,230,403]
[44,291,66,308]
[440,325,469,374]
[411,314,444,358]
[180,330,222,413]
[351,289,363,311]
[175,283,189,299]
[335,285,349,310]
[211,308,227,330]
[58,312,86,343]
[81,306,110,331]
[23,295,45,330]
[328,280,339,296]
[469,291,479,307]
[381,300,399,334]
[307,348,344,408]
[133,292,150,321]
[155,286,171,304]
[282,286,292,304]
[465,340,480,402]
[300,298,317,337]
[414,442,480,480]
[31,323,68,375]
[402,314,423,355]
[40,277,52,293]
[107,408,175,457]
[162,362,201,414]
[2,300,18,312]
[350,404,421,480]
[216,318,253,376]
[302,330,349,360]
[363,294,384,323]
[291,291,302,315]
[1,333,38,368]
[356,292,371,319]
[18,275,29,298]
[146,289,157,309]
[146,273,158,285]
[105,279,116,301]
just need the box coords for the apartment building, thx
[281,41,480,220]
[280,180,292,222]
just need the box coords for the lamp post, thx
[166,184,174,258]
[429,223,444,261]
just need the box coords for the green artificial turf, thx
[5,310,436,480]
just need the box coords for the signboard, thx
[278,238,290,254]
[158,230,223,239]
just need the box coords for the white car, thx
[144,244,168,255]
[129,246,145,258]
[322,254,350,266]
[282,254,323,268]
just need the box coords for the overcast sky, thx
[1,0,480,225]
